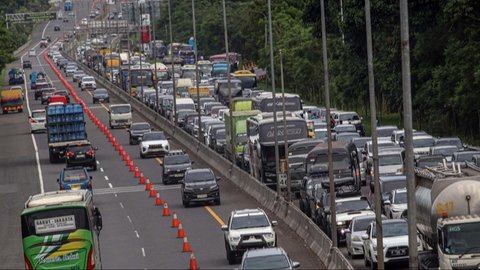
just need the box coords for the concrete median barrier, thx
[66,54,353,270]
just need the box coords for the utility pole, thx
[267,0,280,197]
[279,49,290,202]
[168,0,177,126]
[320,0,337,247]
[192,0,202,142]
[150,1,158,113]
[365,0,384,267]
[222,0,234,166]
[108,2,113,85]
[139,2,144,101]
[400,0,418,268]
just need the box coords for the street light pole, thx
[279,49,290,202]
[320,0,337,247]
[150,1,159,113]
[192,0,202,142]
[168,0,177,126]
[400,0,418,268]
[222,0,234,166]
[267,0,280,197]
[365,0,384,268]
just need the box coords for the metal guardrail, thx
[63,51,353,270]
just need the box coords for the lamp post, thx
[279,49,290,202]
[168,0,177,126]
[222,0,234,166]
[192,0,202,142]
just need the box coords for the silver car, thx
[239,247,299,270]
[345,214,382,258]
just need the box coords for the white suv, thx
[221,208,277,265]
[80,76,96,91]
[139,131,170,158]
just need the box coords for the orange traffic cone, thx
[134,167,140,178]
[177,222,185,238]
[163,201,170,216]
[189,251,198,270]
[155,193,162,206]
[125,155,130,166]
[171,211,180,228]
[145,179,151,191]
[149,187,155,197]
[182,236,191,252]
[139,173,145,184]
[118,146,124,156]
[129,163,134,172]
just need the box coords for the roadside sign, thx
[279,173,287,188]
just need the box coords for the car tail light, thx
[66,151,74,157]
[24,255,32,270]
[87,247,95,270]
[87,150,95,156]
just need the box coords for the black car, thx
[23,60,32,69]
[54,25,60,31]
[128,122,151,145]
[92,88,110,103]
[162,150,193,185]
[65,142,98,170]
[181,168,220,207]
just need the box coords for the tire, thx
[162,176,167,185]
[364,248,371,267]
[182,199,189,208]
[215,197,221,205]
[92,163,97,171]
[140,152,145,159]
[129,137,133,145]
[18,108,23,113]
[225,242,236,265]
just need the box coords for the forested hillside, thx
[0,0,50,71]
[156,0,480,141]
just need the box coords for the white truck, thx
[415,166,480,269]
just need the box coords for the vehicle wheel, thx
[225,243,236,265]
[182,199,189,208]
[140,152,145,159]
[92,163,97,171]
[129,138,133,145]
[364,248,371,267]
[2,110,7,114]
[215,197,221,205]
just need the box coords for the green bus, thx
[21,190,102,269]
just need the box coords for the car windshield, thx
[32,111,46,118]
[394,192,407,204]
[111,105,130,114]
[377,127,397,137]
[413,137,434,148]
[353,217,375,231]
[383,180,406,194]
[83,77,94,82]
[379,154,403,166]
[131,123,150,130]
[143,132,166,141]
[215,130,226,139]
[164,155,190,165]
[373,222,408,238]
[336,199,370,214]
[242,254,290,269]
[185,170,214,183]
[231,215,270,230]
[93,90,107,95]
[63,170,87,182]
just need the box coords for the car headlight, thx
[264,233,275,240]
[337,221,345,226]
[229,236,240,243]
[165,168,170,172]
[396,168,403,175]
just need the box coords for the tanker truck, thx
[415,165,480,269]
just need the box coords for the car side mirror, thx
[94,207,103,232]
[271,220,278,227]
[216,176,221,181]
[292,262,300,268]
[221,225,228,231]
[361,234,369,241]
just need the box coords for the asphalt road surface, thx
[0,0,324,269]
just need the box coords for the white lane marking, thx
[41,21,51,38]
[119,202,124,209]
[108,183,113,188]
[141,248,145,257]
[100,167,104,172]
[96,160,100,164]
[134,230,140,239]
[104,175,109,181]
[126,215,132,223]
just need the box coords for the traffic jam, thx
[11,0,480,269]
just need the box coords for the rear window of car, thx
[63,170,87,182]
[32,111,46,118]
[68,145,91,152]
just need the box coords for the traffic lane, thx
[60,80,324,268]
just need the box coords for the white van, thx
[109,104,132,128]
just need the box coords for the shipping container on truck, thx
[46,104,88,163]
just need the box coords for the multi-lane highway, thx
[0,0,324,269]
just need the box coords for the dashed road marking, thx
[104,175,109,181]
[108,183,113,188]
[126,215,132,223]
[134,230,140,238]
[141,248,146,257]
[96,160,100,165]
[100,168,104,172]
[119,202,124,209]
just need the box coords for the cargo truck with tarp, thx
[46,104,88,162]
[1,89,23,114]
[225,109,261,165]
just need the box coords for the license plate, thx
[76,154,85,158]
[71,185,81,190]
[99,98,104,101]
[174,174,183,177]
[197,194,207,199]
